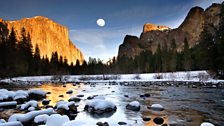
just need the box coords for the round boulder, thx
[126,101,140,111]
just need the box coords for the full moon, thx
[96,18,105,27]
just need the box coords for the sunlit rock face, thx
[4,16,84,65]
[143,23,170,33]
[118,3,222,59]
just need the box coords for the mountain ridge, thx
[118,3,222,59]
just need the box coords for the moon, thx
[96,18,105,27]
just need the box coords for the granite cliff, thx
[0,16,84,65]
[118,3,222,58]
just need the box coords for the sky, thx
[0,0,223,62]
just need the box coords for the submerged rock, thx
[96,121,109,126]
[68,97,81,102]
[118,121,127,125]
[153,117,164,125]
[76,94,84,97]
[66,90,73,94]
[42,99,50,105]
[142,117,151,121]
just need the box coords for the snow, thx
[0,119,6,123]
[28,89,46,96]
[0,93,8,101]
[28,107,35,111]
[0,121,22,126]
[200,122,215,126]
[86,99,116,110]
[56,101,75,110]
[0,101,17,107]
[128,101,140,107]
[0,71,223,84]
[151,104,164,110]
[8,108,54,122]
[13,95,27,101]
[34,114,49,123]
[63,120,87,126]
[20,100,38,110]
[93,95,105,100]
[46,114,70,126]
[15,90,28,97]
[13,90,28,100]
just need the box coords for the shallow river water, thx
[1,82,224,126]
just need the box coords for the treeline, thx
[0,26,74,77]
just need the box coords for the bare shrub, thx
[79,74,121,81]
[153,73,163,79]
[133,74,141,80]
[51,75,63,82]
[186,72,191,80]
[198,72,210,82]
[168,73,177,80]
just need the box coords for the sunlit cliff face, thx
[143,23,170,33]
[3,16,84,65]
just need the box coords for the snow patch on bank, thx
[0,71,223,84]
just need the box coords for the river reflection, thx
[1,82,224,126]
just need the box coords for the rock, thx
[153,117,164,125]
[148,104,164,111]
[118,4,222,59]
[144,93,150,97]
[66,90,73,94]
[34,114,49,125]
[96,122,109,126]
[56,101,77,115]
[28,89,46,100]
[59,95,64,97]
[76,94,84,97]
[126,101,140,111]
[200,122,215,126]
[68,97,81,102]
[84,99,117,115]
[143,23,170,33]
[14,97,28,104]
[0,101,17,109]
[46,92,51,94]
[42,99,50,105]
[2,16,84,65]
[118,122,127,125]
[142,117,151,121]
[124,94,128,97]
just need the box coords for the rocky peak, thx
[2,16,84,65]
[118,3,223,59]
[143,23,170,33]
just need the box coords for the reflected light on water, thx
[38,83,85,106]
